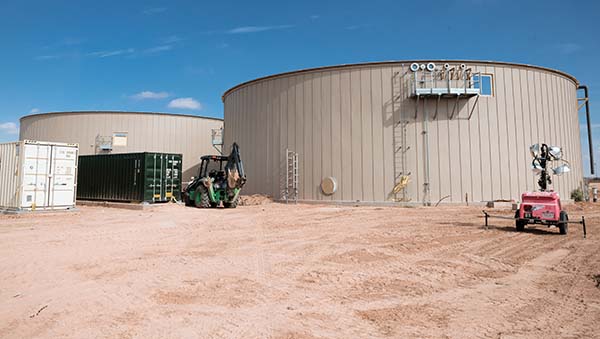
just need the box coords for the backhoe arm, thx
[226,142,246,189]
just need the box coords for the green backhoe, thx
[183,143,246,208]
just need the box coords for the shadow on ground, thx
[488,225,561,236]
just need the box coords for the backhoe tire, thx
[184,192,193,206]
[194,186,212,208]
[223,195,239,209]
[558,211,568,235]
[515,209,525,232]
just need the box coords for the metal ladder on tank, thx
[285,149,299,204]
[392,70,411,202]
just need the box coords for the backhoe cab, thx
[183,143,246,208]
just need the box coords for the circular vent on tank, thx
[321,177,337,195]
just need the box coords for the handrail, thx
[410,68,481,96]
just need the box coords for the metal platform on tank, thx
[413,87,480,97]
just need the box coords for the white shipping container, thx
[0,140,78,212]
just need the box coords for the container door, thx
[167,155,182,201]
[165,155,173,201]
[20,143,51,209]
[0,142,21,209]
[147,154,161,202]
[174,155,181,200]
[143,154,172,203]
[159,154,164,201]
[154,153,165,202]
[48,145,78,208]
[152,154,159,202]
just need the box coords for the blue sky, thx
[0,0,598,174]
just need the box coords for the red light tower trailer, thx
[483,143,587,237]
[516,144,571,234]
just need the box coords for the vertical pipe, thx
[423,98,431,206]
[579,85,594,175]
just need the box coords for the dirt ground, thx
[1,201,599,339]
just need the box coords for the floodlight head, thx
[410,63,419,72]
[548,146,562,160]
[531,159,543,173]
[553,164,570,176]
[530,144,540,158]
[426,62,436,72]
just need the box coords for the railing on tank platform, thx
[409,62,481,120]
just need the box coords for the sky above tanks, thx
[0,0,599,174]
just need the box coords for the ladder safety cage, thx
[391,69,412,202]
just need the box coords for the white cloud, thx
[143,7,166,15]
[35,55,61,60]
[310,15,320,20]
[131,91,170,100]
[88,48,135,58]
[184,66,215,76]
[168,97,202,110]
[0,122,19,135]
[556,42,582,55]
[344,23,374,30]
[60,37,85,46]
[30,108,40,114]
[143,45,173,54]
[227,25,294,34]
[162,35,184,44]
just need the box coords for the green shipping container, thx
[77,152,182,203]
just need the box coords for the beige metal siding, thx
[20,112,223,181]
[224,61,583,203]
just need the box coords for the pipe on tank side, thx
[422,98,431,206]
[579,85,594,175]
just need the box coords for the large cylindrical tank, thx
[223,60,584,203]
[20,111,223,180]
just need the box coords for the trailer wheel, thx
[515,209,525,231]
[194,186,212,208]
[558,211,568,235]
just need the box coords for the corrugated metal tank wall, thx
[19,112,223,180]
[223,61,583,203]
